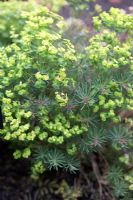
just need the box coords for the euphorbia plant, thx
[0,0,39,46]
[0,5,86,173]
[0,2,133,198]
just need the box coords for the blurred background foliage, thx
[0,0,132,47]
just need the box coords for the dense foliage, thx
[0,1,133,199]
[0,1,38,46]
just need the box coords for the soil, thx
[60,0,133,26]
[0,141,116,200]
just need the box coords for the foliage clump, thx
[0,4,84,173]
[0,1,39,46]
[0,2,133,199]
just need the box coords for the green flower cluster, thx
[0,1,38,46]
[86,30,132,70]
[0,4,87,173]
[92,81,133,122]
[93,7,133,33]
[84,12,133,124]
[13,148,31,159]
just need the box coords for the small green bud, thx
[13,150,22,159]
[22,148,31,158]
